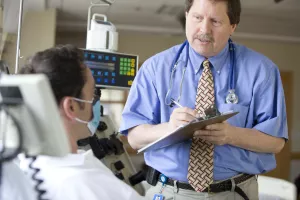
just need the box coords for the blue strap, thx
[228,38,236,90]
[170,40,188,73]
[159,174,168,185]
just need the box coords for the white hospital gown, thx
[20,150,145,200]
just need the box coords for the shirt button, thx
[217,70,220,74]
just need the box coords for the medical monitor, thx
[0,74,70,157]
[82,49,138,89]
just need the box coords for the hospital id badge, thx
[152,194,164,200]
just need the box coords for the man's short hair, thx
[185,0,241,25]
[19,45,86,104]
[295,175,300,199]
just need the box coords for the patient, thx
[19,45,145,200]
[295,174,300,200]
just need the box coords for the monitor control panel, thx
[83,49,138,90]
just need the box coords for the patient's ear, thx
[60,97,76,121]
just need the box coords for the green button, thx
[120,58,124,62]
[120,71,124,75]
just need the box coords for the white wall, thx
[19,9,57,69]
[2,9,57,73]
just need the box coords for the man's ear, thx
[60,97,76,121]
[230,24,237,35]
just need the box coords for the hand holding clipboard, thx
[138,101,238,153]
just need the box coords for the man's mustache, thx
[195,34,214,42]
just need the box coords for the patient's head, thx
[19,45,96,153]
[295,174,300,199]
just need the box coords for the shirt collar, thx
[189,41,229,74]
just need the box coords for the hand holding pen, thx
[167,98,199,130]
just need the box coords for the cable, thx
[0,104,23,163]
[0,103,24,197]
[0,108,8,155]
[91,0,115,5]
[0,100,48,200]
[25,155,48,200]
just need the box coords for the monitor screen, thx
[83,49,139,90]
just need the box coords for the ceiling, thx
[3,0,300,39]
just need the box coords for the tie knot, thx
[203,59,210,69]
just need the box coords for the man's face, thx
[73,67,95,138]
[185,0,236,57]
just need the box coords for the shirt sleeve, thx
[119,58,160,135]
[252,60,288,140]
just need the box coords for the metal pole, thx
[15,0,24,74]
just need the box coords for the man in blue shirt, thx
[120,0,288,199]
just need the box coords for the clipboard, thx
[137,111,239,153]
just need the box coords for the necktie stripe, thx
[188,59,214,192]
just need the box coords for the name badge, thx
[152,194,164,200]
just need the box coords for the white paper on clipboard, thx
[137,111,239,153]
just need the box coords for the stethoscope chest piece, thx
[226,89,238,104]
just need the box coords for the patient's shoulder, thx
[54,170,145,200]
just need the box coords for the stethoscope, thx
[165,39,239,107]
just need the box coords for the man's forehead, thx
[191,0,229,17]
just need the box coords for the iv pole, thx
[15,0,24,74]
[14,0,112,74]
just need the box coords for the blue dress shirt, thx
[120,40,288,182]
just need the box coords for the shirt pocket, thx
[218,103,249,128]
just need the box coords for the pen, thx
[170,98,183,108]
[171,98,202,121]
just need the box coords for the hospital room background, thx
[0,0,299,199]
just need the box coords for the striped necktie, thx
[187,59,214,192]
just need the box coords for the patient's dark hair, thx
[295,175,300,199]
[19,45,86,105]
